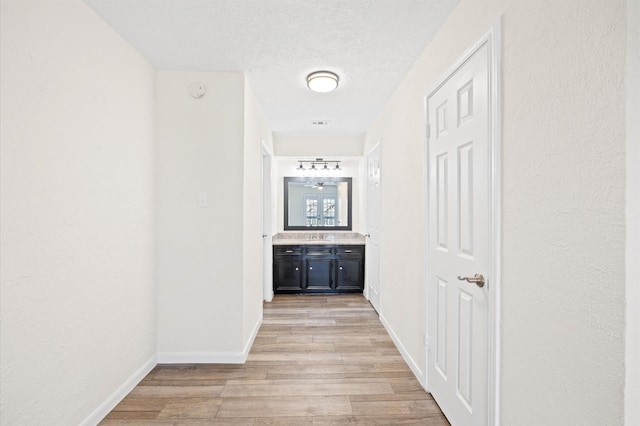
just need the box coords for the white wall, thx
[364,0,626,424]
[274,134,364,156]
[156,72,271,361]
[0,0,157,424]
[156,71,246,359]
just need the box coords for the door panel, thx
[366,144,381,312]
[427,42,491,426]
[458,142,474,257]
[436,153,449,250]
[262,149,273,301]
[457,288,473,408]
[436,277,448,378]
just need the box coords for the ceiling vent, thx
[312,120,330,126]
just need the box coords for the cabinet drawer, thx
[305,247,333,256]
[275,246,303,256]
[336,246,364,256]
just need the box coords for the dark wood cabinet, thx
[274,257,304,291]
[335,259,363,290]
[273,244,364,294]
[306,259,333,290]
[273,246,304,291]
[335,245,365,291]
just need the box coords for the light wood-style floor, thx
[101,294,449,425]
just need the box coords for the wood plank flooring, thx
[101,294,449,425]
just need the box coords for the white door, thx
[262,147,273,302]
[366,143,381,313]
[426,41,491,425]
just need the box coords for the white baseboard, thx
[157,313,263,364]
[80,354,157,426]
[156,351,247,364]
[242,312,263,358]
[379,313,426,388]
[83,314,264,424]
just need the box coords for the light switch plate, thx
[197,193,208,208]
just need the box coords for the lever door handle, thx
[457,273,485,288]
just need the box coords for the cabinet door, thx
[335,258,364,291]
[274,258,304,292]
[305,259,333,290]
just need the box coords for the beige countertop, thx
[272,232,366,245]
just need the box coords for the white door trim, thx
[423,20,502,425]
[261,139,274,157]
[625,0,640,423]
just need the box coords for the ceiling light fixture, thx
[306,71,339,93]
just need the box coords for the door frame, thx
[625,1,640,423]
[423,21,502,425]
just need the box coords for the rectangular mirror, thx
[284,177,352,230]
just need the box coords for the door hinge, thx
[425,123,431,140]
[424,334,430,351]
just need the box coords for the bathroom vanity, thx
[272,233,365,294]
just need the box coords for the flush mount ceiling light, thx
[306,71,339,93]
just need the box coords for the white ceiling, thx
[84,0,458,137]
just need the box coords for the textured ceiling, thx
[84,0,458,137]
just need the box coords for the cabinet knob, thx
[295,267,299,271]
[339,266,343,270]
[309,266,313,270]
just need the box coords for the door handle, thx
[457,273,485,288]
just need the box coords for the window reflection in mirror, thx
[284,177,352,230]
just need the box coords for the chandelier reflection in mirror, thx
[296,158,342,177]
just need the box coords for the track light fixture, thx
[297,158,342,175]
